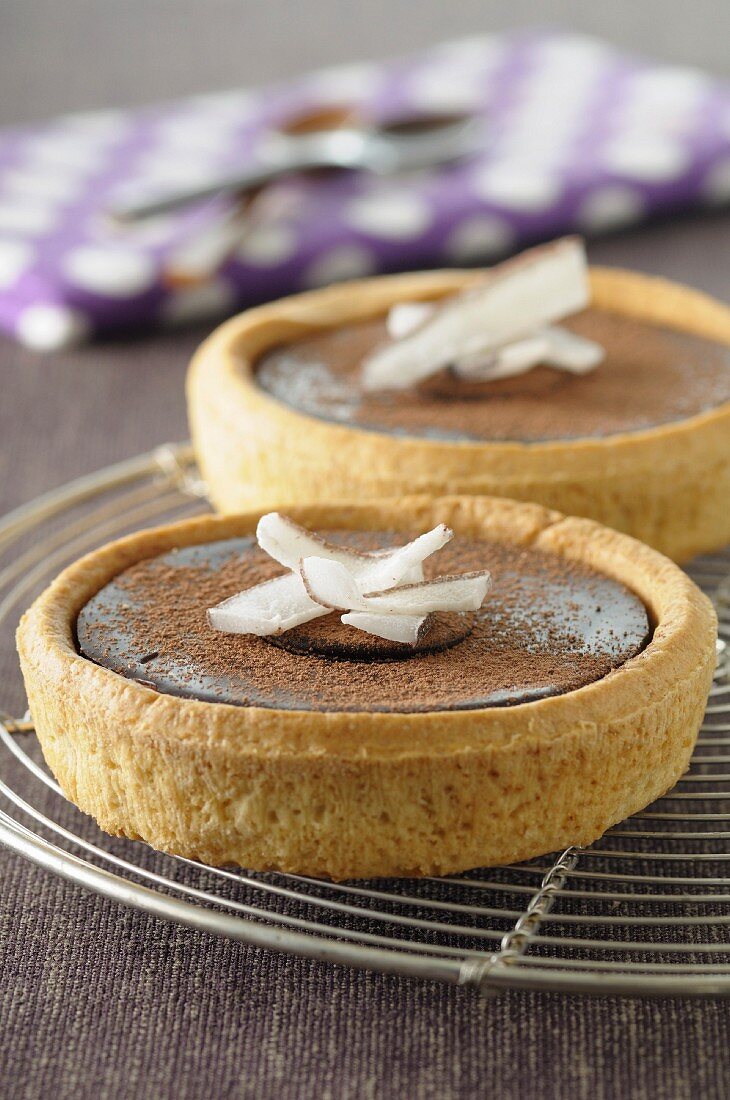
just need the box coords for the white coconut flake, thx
[452,326,603,381]
[362,237,593,391]
[360,523,452,591]
[257,512,368,571]
[341,611,428,645]
[541,325,605,373]
[362,571,492,614]
[453,334,550,380]
[208,571,326,635]
[386,301,434,340]
[300,557,491,615]
[300,557,365,610]
[256,512,451,592]
[209,515,489,646]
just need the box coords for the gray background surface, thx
[1,3,730,1098]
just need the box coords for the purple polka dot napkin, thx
[1,29,729,350]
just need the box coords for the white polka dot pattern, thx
[304,63,381,103]
[237,223,298,266]
[0,240,33,289]
[1,169,80,204]
[64,247,157,297]
[444,214,514,262]
[16,304,90,351]
[0,29,727,348]
[407,68,486,112]
[0,204,57,236]
[303,244,375,288]
[346,193,432,239]
[602,137,689,182]
[578,185,647,232]
[472,163,562,212]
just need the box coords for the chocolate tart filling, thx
[268,609,474,661]
[254,308,730,442]
[76,533,651,713]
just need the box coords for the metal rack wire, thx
[1,442,729,998]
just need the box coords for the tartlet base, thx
[16,497,717,878]
[187,267,730,563]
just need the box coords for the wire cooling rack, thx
[1,441,729,998]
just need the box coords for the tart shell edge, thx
[187,267,730,563]
[16,497,717,879]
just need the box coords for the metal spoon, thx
[110,111,484,224]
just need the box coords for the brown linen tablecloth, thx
[3,4,730,1097]
[1,206,729,1100]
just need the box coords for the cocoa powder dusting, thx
[76,533,651,714]
[268,608,473,660]
[254,308,730,442]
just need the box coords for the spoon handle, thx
[109,156,327,224]
[108,131,366,223]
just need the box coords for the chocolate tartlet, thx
[188,266,730,561]
[76,533,650,713]
[17,497,716,879]
[255,309,730,443]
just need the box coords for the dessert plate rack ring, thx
[1,442,729,999]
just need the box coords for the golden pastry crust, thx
[17,497,716,879]
[187,267,730,563]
